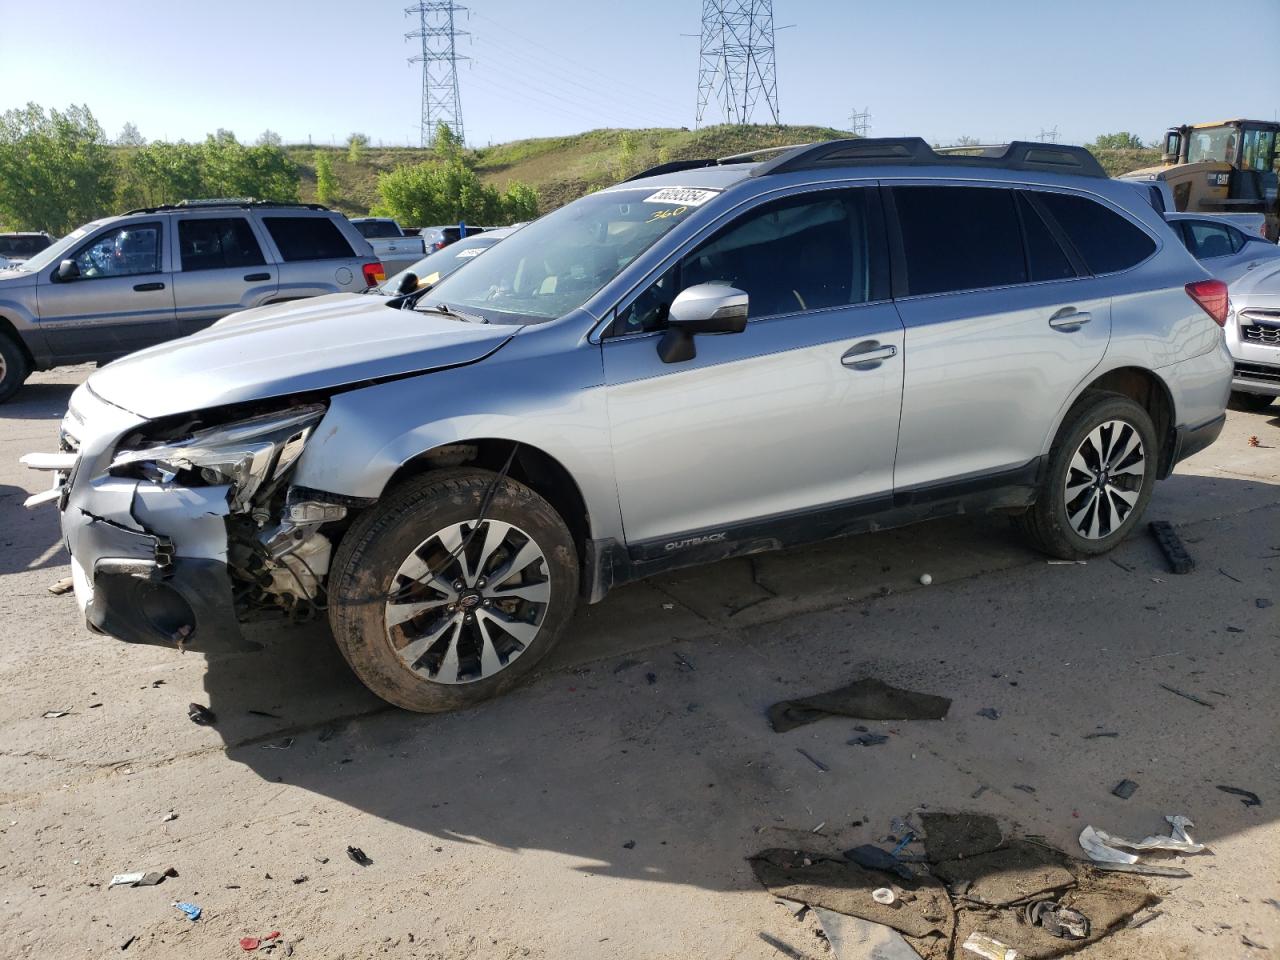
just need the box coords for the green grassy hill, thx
[287,127,1163,218]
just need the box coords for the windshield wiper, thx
[417,303,489,324]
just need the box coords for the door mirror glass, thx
[56,259,80,281]
[658,284,748,363]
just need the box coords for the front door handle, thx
[841,341,898,369]
[1049,307,1092,330]
[133,281,165,292]
[243,272,271,282]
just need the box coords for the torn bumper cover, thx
[61,478,254,653]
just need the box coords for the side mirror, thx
[56,259,80,281]
[397,272,419,295]
[657,284,749,363]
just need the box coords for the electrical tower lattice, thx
[406,2,468,147]
[696,1,780,127]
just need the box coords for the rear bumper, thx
[1166,413,1226,473]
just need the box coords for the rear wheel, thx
[0,332,31,404]
[1016,392,1157,559]
[327,469,579,712]
[1231,391,1275,413]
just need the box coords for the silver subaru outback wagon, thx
[24,139,1232,713]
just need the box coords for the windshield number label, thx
[646,205,687,223]
[644,187,719,207]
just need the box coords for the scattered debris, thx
[976,708,1001,721]
[1108,557,1134,572]
[769,678,951,733]
[247,709,282,719]
[1047,559,1087,565]
[1148,521,1194,573]
[1127,908,1163,929]
[848,733,889,747]
[1248,434,1260,447]
[1218,567,1243,584]
[843,845,916,881]
[1241,934,1269,949]
[1257,598,1273,609]
[292,875,308,884]
[109,867,176,888]
[239,931,280,951]
[47,576,74,595]
[187,703,216,726]
[1217,785,1261,807]
[1111,780,1139,800]
[622,840,635,850]
[1083,731,1119,739]
[1012,784,1036,794]
[872,887,897,906]
[161,812,178,823]
[1093,862,1191,878]
[796,748,829,773]
[173,901,202,921]
[120,934,137,951]
[41,710,70,719]
[346,845,373,866]
[1158,683,1214,709]
[813,907,921,960]
[1079,817,1205,867]
[1026,900,1090,940]
[260,737,294,750]
[673,651,695,671]
[920,813,1003,863]
[962,932,1017,959]
[970,785,988,800]
[919,574,932,585]
[645,672,657,686]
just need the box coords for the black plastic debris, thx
[796,748,829,772]
[1026,900,1091,940]
[1258,598,1274,609]
[1149,521,1194,573]
[1217,785,1262,807]
[187,703,216,726]
[977,707,1001,720]
[346,845,373,866]
[1158,683,1214,709]
[768,678,951,733]
[1013,784,1037,794]
[848,733,889,747]
[842,844,916,881]
[622,840,636,849]
[1112,780,1139,800]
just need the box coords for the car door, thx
[35,220,175,361]
[172,214,278,336]
[888,184,1112,493]
[601,185,904,558]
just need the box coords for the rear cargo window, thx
[262,217,355,262]
[1035,193,1156,274]
[355,220,401,239]
[178,218,266,271]
[894,186,1027,296]
[0,234,51,256]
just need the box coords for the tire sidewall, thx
[0,334,30,404]
[328,471,579,713]
[1040,395,1158,556]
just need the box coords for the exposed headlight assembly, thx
[111,405,326,512]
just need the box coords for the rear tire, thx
[1231,391,1275,413]
[327,468,579,713]
[1016,392,1157,560]
[0,332,31,404]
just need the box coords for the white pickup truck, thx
[349,218,427,274]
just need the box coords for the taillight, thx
[1185,279,1228,327]
[362,262,386,287]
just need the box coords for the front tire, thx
[327,468,579,712]
[1016,392,1157,560]
[1231,391,1275,413]
[0,332,31,404]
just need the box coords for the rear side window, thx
[1178,220,1241,260]
[1016,194,1077,282]
[1036,193,1156,274]
[178,218,266,271]
[894,186,1026,296]
[262,217,355,262]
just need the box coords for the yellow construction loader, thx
[1121,119,1279,240]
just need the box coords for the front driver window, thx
[72,224,161,279]
[612,188,884,336]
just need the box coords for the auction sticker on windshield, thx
[644,187,720,206]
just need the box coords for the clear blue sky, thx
[1,0,1276,148]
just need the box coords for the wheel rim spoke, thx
[490,579,551,603]
[474,520,512,581]
[399,614,460,671]
[386,596,453,629]
[487,540,543,588]
[478,607,540,649]
[433,620,463,683]
[476,617,503,677]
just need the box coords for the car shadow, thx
[0,483,65,575]
[2,378,80,421]
[195,471,1280,912]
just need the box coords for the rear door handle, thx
[841,341,898,368]
[133,282,165,292]
[1049,308,1092,330]
[243,272,271,282]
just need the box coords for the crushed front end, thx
[23,383,351,653]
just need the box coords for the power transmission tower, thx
[696,1,780,127]
[405,2,469,147]
[1037,126,1060,143]
[849,107,871,137]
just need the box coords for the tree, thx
[372,158,537,226]
[432,122,463,164]
[315,150,337,205]
[953,135,981,147]
[501,181,539,221]
[346,132,369,164]
[116,122,146,147]
[0,103,115,233]
[255,129,283,147]
[1090,132,1146,151]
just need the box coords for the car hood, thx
[1230,260,1280,304]
[0,266,36,286]
[88,293,519,419]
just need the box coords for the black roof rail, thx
[123,199,332,215]
[751,137,1106,179]
[622,144,813,183]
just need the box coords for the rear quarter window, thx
[262,216,356,262]
[1035,193,1156,274]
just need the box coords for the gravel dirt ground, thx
[1,367,1277,960]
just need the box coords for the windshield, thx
[379,234,500,294]
[15,222,101,274]
[1187,126,1239,165]
[416,187,717,324]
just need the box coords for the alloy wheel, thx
[384,519,551,684]
[1063,419,1146,540]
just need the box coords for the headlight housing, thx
[111,405,326,511]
